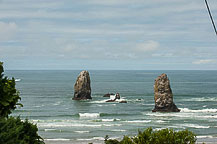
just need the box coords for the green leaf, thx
[0,101,9,106]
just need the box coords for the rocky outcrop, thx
[103,93,114,97]
[73,71,92,100]
[152,73,180,112]
[119,100,127,103]
[106,93,122,103]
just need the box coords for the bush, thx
[0,116,44,144]
[105,127,196,144]
[0,62,22,118]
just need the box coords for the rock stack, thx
[73,71,92,100]
[152,73,180,112]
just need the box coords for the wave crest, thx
[180,108,217,113]
[79,113,100,118]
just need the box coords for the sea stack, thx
[152,73,180,112]
[73,71,92,100]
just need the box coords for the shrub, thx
[105,135,120,144]
[0,62,22,118]
[0,116,44,144]
[105,127,196,144]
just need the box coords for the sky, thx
[0,0,217,70]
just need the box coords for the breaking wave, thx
[92,119,121,122]
[79,113,100,118]
[124,120,151,123]
[180,108,217,113]
[197,135,213,139]
[182,124,210,129]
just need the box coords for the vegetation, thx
[0,62,44,144]
[0,62,22,118]
[105,127,196,144]
[0,117,44,144]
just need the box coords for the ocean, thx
[5,70,217,143]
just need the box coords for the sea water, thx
[5,70,217,143]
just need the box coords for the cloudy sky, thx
[0,0,217,70]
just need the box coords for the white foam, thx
[197,135,213,139]
[15,79,21,82]
[183,124,210,129]
[74,131,89,133]
[90,100,107,103]
[103,124,122,127]
[197,115,217,119]
[101,119,115,122]
[146,110,217,120]
[31,119,76,123]
[38,123,102,128]
[111,129,126,132]
[156,120,166,123]
[77,138,93,141]
[92,137,105,141]
[44,129,57,131]
[127,99,145,103]
[146,113,188,118]
[125,120,151,123]
[77,137,104,141]
[180,108,217,113]
[109,136,121,140]
[79,113,100,118]
[116,98,127,102]
[110,95,116,100]
[45,138,70,141]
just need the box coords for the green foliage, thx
[0,116,44,144]
[120,136,134,144]
[105,139,120,144]
[0,62,22,118]
[105,128,196,144]
[105,135,121,144]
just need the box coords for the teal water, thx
[5,70,217,143]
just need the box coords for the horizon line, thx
[4,69,217,71]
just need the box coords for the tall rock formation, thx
[152,73,180,112]
[73,71,92,100]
